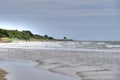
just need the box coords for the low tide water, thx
[0,59,75,80]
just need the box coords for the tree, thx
[0,28,54,40]
[63,37,67,40]
[44,35,48,38]
[48,37,54,40]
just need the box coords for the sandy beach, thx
[0,68,7,80]
[0,41,120,80]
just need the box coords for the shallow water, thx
[0,59,75,80]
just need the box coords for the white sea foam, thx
[106,45,120,48]
[81,42,91,45]
[0,41,120,52]
[97,42,105,45]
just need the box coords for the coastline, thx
[0,42,120,80]
[0,68,7,80]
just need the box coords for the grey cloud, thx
[0,0,119,40]
[0,0,119,18]
[0,0,115,7]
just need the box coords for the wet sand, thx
[0,59,75,80]
[0,68,7,80]
[0,42,120,80]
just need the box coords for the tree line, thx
[0,28,54,40]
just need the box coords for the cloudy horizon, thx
[0,0,120,40]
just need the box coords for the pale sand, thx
[0,42,120,80]
[0,68,7,80]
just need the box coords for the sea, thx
[59,41,120,49]
[54,40,120,52]
[0,40,120,52]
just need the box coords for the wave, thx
[0,41,120,52]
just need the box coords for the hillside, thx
[0,28,54,41]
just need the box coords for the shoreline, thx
[0,68,7,80]
[0,42,120,80]
[0,59,75,80]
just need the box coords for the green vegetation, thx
[0,28,54,41]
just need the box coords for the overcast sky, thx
[0,0,120,40]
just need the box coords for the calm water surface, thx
[0,59,75,80]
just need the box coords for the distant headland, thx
[0,28,74,42]
[0,28,54,42]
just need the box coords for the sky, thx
[0,0,120,40]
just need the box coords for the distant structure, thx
[63,37,67,40]
[54,37,74,41]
